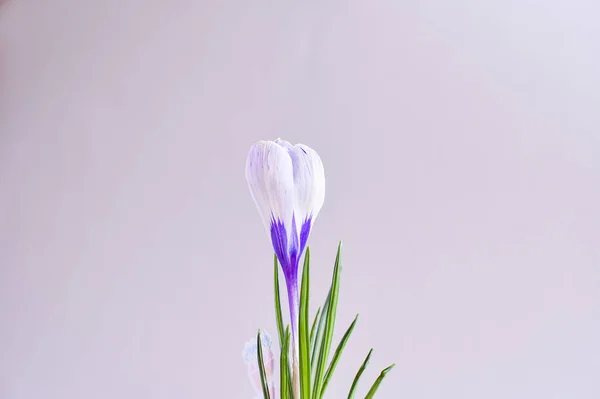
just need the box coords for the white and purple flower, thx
[245,138,325,398]
[245,138,325,335]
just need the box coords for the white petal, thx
[289,143,326,225]
[245,141,295,234]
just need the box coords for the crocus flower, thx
[245,138,325,336]
[243,139,395,398]
[245,138,325,397]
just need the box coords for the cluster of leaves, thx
[256,242,394,399]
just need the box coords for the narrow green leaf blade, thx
[311,291,330,377]
[299,248,312,399]
[286,328,295,398]
[256,330,272,399]
[364,363,396,399]
[312,241,343,399]
[274,255,285,347]
[280,326,291,399]
[309,306,321,350]
[347,349,373,399]
[320,314,359,397]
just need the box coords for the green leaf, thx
[309,306,321,350]
[299,247,312,399]
[364,363,396,399]
[347,349,373,399]
[320,314,359,397]
[274,255,285,348]
[312,241,343,399]
[256,330,272,399]
[311,290,330,378]
[280,326,292,399]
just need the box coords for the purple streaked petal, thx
[293,144,325,223]
[245,141,295,238]
[270,217,290,273]
[288,214,300,274]
[298,216,312,255]
[271,214,302,286]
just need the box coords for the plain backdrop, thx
[1,1,599,398]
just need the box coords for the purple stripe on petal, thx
[299,216,312,255]
[288,214,300,276]
[270,214,304,286]
[270,216,289,273]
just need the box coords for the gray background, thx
[1,1,599,398]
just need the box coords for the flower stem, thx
[286,278,300,398]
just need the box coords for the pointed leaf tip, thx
[346,349,374,399]
[363,362,395,399]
